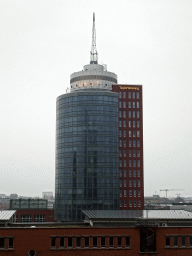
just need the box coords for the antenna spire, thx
[90,13,98,64]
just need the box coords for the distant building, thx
[42,192,53,199]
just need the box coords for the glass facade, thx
[55,90,119,222]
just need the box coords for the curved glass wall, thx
[55,90,119,222]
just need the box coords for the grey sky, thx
[0,0,192,197]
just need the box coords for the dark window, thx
[126,236,130,247]
[76,237,81,248]
[189,236,192,246]
[68,237,73,248]
[181,236,186,247]
[8,237,14,249]
[128,92,131,99]
[0,238,5,249]
[101,237,106,247]
[59,237,64,248]
[93,237,97,247]
[84,237,89,247]
[165,236,170,247]
[173,236,178,247]
[51,237,56,248]
[109,237,114,247]
[117,237,122,247]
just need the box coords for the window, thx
[136,92,139,99]
[8,237,14,249]
[137,102,139,108]
[133,111,135,118]
[125,236,130,247]
[120,160,122,167]
[129,190,132,197]
[124,150,126,157]
[0,238,5,249]
[51,237,56,248]
[133,121,136,127]
[119,101,122,108]
[132,92,135,99]
[133,160,136,167]
[137,121,140,127]
[119,120,122,127]
[129,170,132,177]
[124,190,127,197]
[124,200,127,207]
[59,237,64,248]
[165,236,170,247]
[137,160,140,167]
[181,236,186,247]
[138,200,141,207]
[189,236,192,246]
[119,110,122,117]
[129,150,132,157]
[133,140,136,147]
[138,189,141,197]
[68,237,73,248]
[133,102,135,108]
[133,150,136,157]
[119,92,122,98]
[120,170,122,177]
[119,149,122,157]
[137,111,140,118]
[123,101,126,108]
[133,130,136,137]
[123,120,126,127]
[93,237,97,247]
[75,237,81,248]
[123,130,126,137]
[101,237,106,248]
[134,180,136,187]
[129,130,132,137]
[117,237,122,247]
[137,140,140,147]
[130,200,132,207]
[120,190,122,197]
[138,180,141,187]
[84,237,89,248]
[124,140,126,147]
[21,215,31,223]
[123,91,126,98]
[123,110,126,117]
[133,170,136,177]
[137,131,140,137]
[124,180,127,187]
[124,160,126,167]
[34,214,45,222]
[120,180,122,187]
[129,160,132,167]
[129,140,132,147]
[128,102,131,108]
[138,170,140,177]
[124,170,126,177]
[134,200,137,207]
[129,180,132,187]
[128,111,131,118]
[137,150,140,157]
[128,92,131,99]
[173,236,178,247]
[119,140,122,147]
[120,200,122,207]
[129,121,131,127]
[109,237,114,247]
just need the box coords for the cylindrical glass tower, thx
[55,89,119,222]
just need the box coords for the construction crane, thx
[160,189,184,198]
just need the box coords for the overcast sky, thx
[0,0,192,198]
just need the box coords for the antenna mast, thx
[90,13,98,64]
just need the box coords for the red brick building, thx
[112,85,144,210]
[14,209,54,223]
